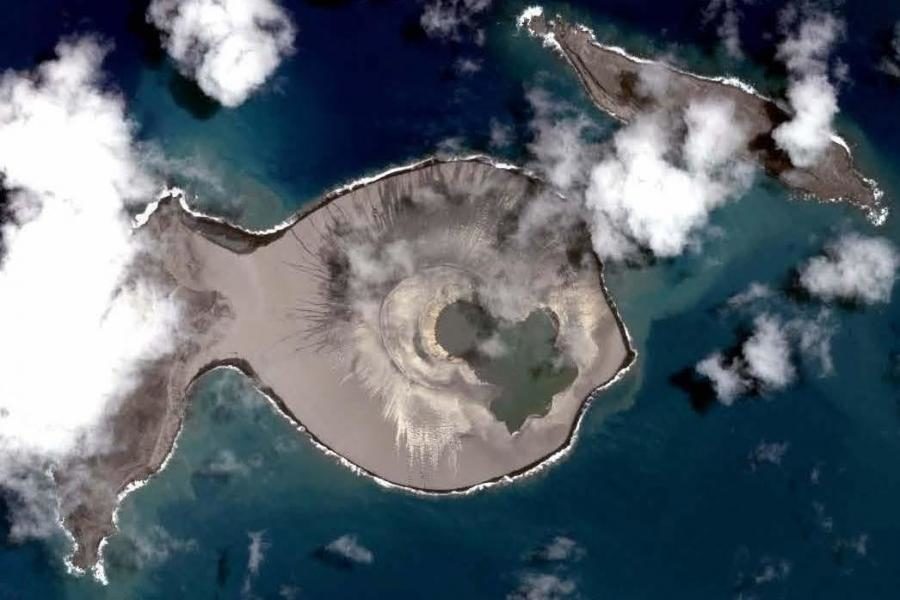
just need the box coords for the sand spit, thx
[518,7,886,223]
[63,157,635,576]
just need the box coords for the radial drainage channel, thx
[434,300,577,433]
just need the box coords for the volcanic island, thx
[59,13,889,575]
[519,7,885,222]
[60,157,635,575]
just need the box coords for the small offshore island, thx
[61,158,635,573]
[519,7,885,221]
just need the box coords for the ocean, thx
[2,0,900,598]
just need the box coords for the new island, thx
[60,158,635,573]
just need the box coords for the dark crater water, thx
[435,300,577,432]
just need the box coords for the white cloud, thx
[772,13,843,168]
[695,311,837,404]
[199,449,252,477]
[584,99,753,260]
[683,98,751,172]
[535,536,583,562]
[489,118,514,149]
[420,0,492,41]
[703,0,745,59]
[813,501,834,533]
[773,75,837,168]
[279,585,301,600]
[246,530,268,576]
[508,573,576,600]
[847,533,869,557]
[749,440,790,468]
[478,333,508,358]
[454,57,482,75]
[742,314,795,389]
[695,353,748,405]
[323,534,374,565]
[436,136,467,156]
[777,12,842,74]
[0,38,180,539]
[526,91,595,191]
[787,311,835,375]
[798,233,899,304]
[0,467,60,541]
[880,23,900,77]
[637,64,673,99]
[242,530,269,597]
[120,524,197,568]
[523,90,754,262]
[718,10,742,59]
[147,0,295,107]
[752,557,792,585]
[699,277,839,404]
[727,282,774,307]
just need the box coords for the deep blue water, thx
[2,0,900,598]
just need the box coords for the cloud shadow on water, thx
[127,0,166,68]
[168,70,221,120]
[311,545,358,570]
[670,366,719,414]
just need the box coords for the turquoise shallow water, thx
[2,0,900,598]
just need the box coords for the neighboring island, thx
[518,7,886,223]
[60,157,635,575]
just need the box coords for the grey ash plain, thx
[62,158,634,572]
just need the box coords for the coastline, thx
[516,6,887,225]
[77,155,637,582]
[139,154,524,238]
[162,156,636,490]
[61,360,193,584]
[66,4,888,577]
[178,235,639,498]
